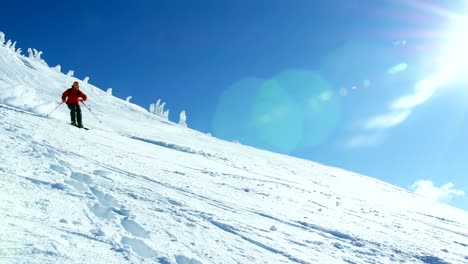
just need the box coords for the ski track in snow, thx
[2,101,467,264]
[1,42,468,264]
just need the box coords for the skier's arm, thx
[79,91,87,102]
[61,90,68,103]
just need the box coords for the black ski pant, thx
[67,104,82,125]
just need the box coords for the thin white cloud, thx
[411,180,465,202]
[364,110,411,130]
[344,133,385,148]
[343,17,468,149]
[391,89,435,110]
[344,25,466,149]
[346,69,453,148]
[391,72,450,110]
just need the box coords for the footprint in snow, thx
[58,159,71,168]
[64,172,93,194]
[90,187,120,208]
[70,172,92,184]
[49,164,67,175]
[66,170,154,255]
[89,203,115,220]
[121,217,150,238]
[121,236,158,259]
[64,179,89,193]
[175,255,204,264]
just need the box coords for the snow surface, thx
[0,38,468,264]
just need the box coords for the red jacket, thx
[62,87,87,105]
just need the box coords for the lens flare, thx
[213,70,341,153]
[439,15,468,81]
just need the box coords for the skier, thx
[62,81,87,128]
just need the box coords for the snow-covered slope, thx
[0,37,467,264]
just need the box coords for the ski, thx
[70,123,90,130]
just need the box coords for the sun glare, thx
[439,15,468,80]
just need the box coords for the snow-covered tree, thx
[10,41,16,52]
[52,64,61,73]
[155,99,166,116]
[126,96,132,102]
[26,48,47,64]
[163,109,169,119]
[28,48,40,59]
[66,70,74,77]
[5,40,12,49]
[27,48,34,58]
[149,99,169,120]
[33,49,43,60]
[106,88,112,95]
[83,77,90,83]
[0,32,5,45]
[15,48,22,56]
[27,48,41,58]
[179,111,187,127]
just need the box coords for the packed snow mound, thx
[1,35,468,264]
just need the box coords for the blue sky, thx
[2,0,467,210]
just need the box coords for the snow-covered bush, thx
[33,49,42,60]
[126,96,132,102]
[4,40,22,55]
[27,48,34,58]
[28,48,41,59]
[106,88,112,95]
[163,109,169,119]
[179,111,187,127]
[10,41,16,52]
[0,32,5,45]
[52,65,61,73]
[66,70,74,77]
[2,32,50,65]
[83,77,90,83]
[26,48,47,65]
[0,33,25,56]
[149,99,169,120]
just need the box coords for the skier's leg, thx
[68,104,76,125]
[76,105,83,127]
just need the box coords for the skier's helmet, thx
[72,81,79,88]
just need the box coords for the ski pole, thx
[46,102,63,117]
[81,101,102,124]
